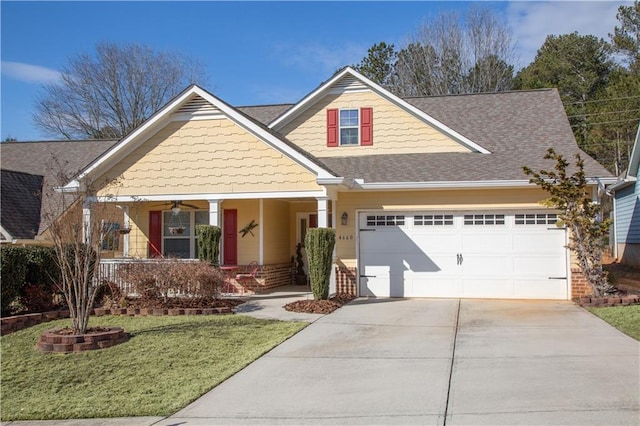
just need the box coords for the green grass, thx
[1,315,306,421]
[587,305,640,340]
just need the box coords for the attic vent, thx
[175,96,221,116]
[333,75,368,92]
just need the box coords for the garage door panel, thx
[512,231,565,252]
[463,255,514,275]
[514,279,567,299]
[462,278,513,299]
[461,232,512,252]
[514,256,566,276]
[409,232,460,252]
[409,274,463,298]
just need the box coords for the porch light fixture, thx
[171,205,180,215]
[341,212,348,226]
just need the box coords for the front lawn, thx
[587,305,640,340]
[1,315,306,421]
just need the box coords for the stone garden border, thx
[36,327,129,353]
[575,295,640,307]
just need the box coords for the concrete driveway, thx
[159,298,639,425]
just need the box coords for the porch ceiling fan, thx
[152,200,200,214]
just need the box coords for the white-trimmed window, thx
[340,109,359,145]
[163,210,209,258]
[101,221,120,251]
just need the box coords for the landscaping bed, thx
[284,293,356,314]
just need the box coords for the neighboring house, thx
[0,140,118,245]
[609,125,640,268]
[61,67,614,300]
[0,169,44,243]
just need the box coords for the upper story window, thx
[327,107,373,147]
[340,109,359,145]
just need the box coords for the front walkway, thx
[232,285,326,323]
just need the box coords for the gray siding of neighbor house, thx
[615,181,640,245]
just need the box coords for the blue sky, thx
[1,1,630,141]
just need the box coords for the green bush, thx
[305,228,335,300]
[196,225,221,266]
[1,246,28,316]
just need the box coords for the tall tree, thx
[391,6,516,96]
[514,33,614,160]
[34,42,207,140]
[352,42,397,87]
[610,0,640,74]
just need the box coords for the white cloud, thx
[506,1,629,68]
[1,61,62,84]
[273,42,367,74]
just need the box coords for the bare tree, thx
[391,6,516,96]
[43,158,121,334]
[34,42,207,140]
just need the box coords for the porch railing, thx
[96,258,199,295]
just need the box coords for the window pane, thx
[340,128,359,145]
[164,239,190,258]
[163,211,190,235]
[195,211,209,225]
[339,109,359,126]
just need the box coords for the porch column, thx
[122,206,130,257]
[82,197,93,244]
[208,200,220,227]
[316,197,329,228]
[259,199,264,265]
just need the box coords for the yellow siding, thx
[280,90,470,158]
[262,199,291,264]
[97,119,320,197]
[335,187,554,267]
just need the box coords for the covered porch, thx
[92,191,348,294]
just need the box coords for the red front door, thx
[223,209,238,265]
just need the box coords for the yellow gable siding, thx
[280,90,470,157]
[97,119,320,197]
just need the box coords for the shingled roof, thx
[1,170,44,240]
[0,140,118,235]
[318,89,611,183]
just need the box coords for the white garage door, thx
[359,212,568,299]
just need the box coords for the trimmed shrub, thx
[305,228,336,300]
[196,225,221,266]
[1,246,28,316]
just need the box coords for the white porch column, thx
[82,197,93,244]
[208,200,220,227]
[259,199,264,264]
[316,197,329,228]
[121,205,130,257]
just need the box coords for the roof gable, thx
[269,67,491,154]
[63,86,337,191]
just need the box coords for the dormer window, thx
[340,109,359,145]
[327,107,373,147]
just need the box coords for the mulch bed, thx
[109,296,245,310]
[284,293,356,314]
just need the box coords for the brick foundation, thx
[336,266,357,295]
[571,268,592,298]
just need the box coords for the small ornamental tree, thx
[304,228,336,300]
[523,148,615,297]
[196,225,221,266]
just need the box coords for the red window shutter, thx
[148,211,162,258]
[361,107,373,146]
[327,109,338,147]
